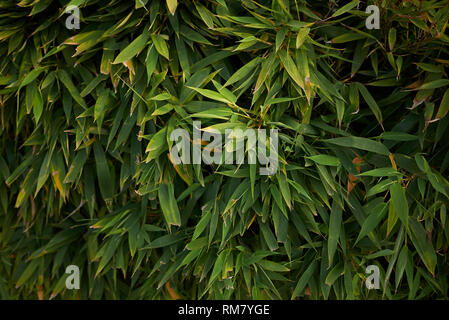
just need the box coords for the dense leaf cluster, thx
[1,0,449,299]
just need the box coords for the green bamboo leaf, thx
[270,184,288,218]
[186,236,207,250]
[292,260,316,299]
[328,201,342,266]
[166,0,177,15]
[276,174,292,210]
[296,28,309,49]
[395,246,409,289]
[19,68,45,89]
[35,152,52,196]
[389,28,397,51]
[306,155,340,166]
[57,70,87,109]
[80,74,108,97]
[358,167,402,177]
[331,32,365,43]
[152,103,174,116]
[427,171,449,197]
[416,63,444,73]
[408,217,437,275]
[93,142,115,205]
[209,250,227,284]
[223,57,261,88]
[278,49,304,89]
[64,150,88,184]
[258,259,289,272]
[94,90,110,131]
[366,249,394,259]
[275,27,287,52]
[5,155,33,186]
[145,127,168,162]
[147,234,185,249]
[95,236,121,276]
[325,262,343,286]
[195,3,214,28]
[187,86,232,104]
[16,260,40,287]
[189,107,233,120]
[151,34,170,60]
[158,182,181,227]
[436,88,449,119]
[259,219,279,251]
[288,179,312,200]
[357,83,383,128]
[380,132,419,141]
[192,210,211,240]
[180,25,213,45]
[355,202,387,244]
[145,44,158,83]
[417,79,449,90]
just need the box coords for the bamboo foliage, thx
[0,0,449,299]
